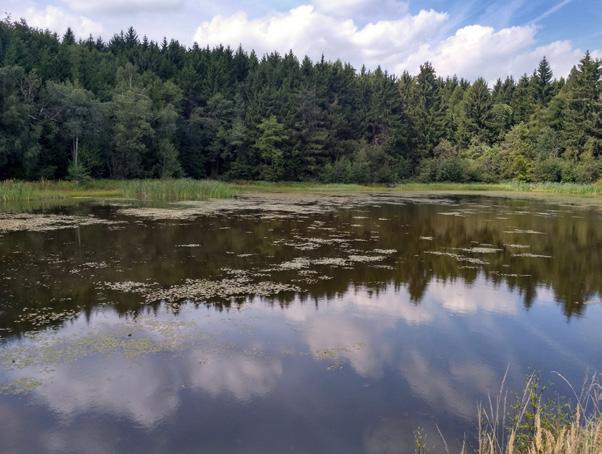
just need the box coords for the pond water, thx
[0,193,601,453]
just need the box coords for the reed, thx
[0,179,238,203]
[112,179,239,201]
[2,179,601,204]
[476,372,601,454]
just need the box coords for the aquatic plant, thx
[476,372,601,454]
[423,372,602,453]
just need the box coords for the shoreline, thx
[1,179,601,207]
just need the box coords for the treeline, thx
[0,19,600,183]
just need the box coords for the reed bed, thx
[114,179,239,201]
[1,179,601,204]
[0,179,238,203]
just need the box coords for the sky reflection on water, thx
[0,194,601,453]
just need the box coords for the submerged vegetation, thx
[0,20,600,185]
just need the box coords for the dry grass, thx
[476,372,601,454]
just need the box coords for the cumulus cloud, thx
[21,5,103,37]
[399,24,585,82]
[192,3,595,81]
[59,0,185,15]
[193,5,447,71]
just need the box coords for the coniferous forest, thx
[0,19,600,184]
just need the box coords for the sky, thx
[3,0,601,81]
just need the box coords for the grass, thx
[475,372,601,454]
[0,179,239,203]
[1,179,601,205]
[236,180,602,197]
[419,371,602,453]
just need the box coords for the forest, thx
[0,19,600,184]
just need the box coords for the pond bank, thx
[2,179,602,205]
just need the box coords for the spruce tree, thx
[534,56,554,106]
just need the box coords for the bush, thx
[532,157,563,182]
[561,161,601,183]
[319,143,402,184]
[417,156,478,182]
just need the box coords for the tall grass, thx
[237,181,602,196]
[0,179,238,203]
[477,372,601,454]
[414,372,601,453]
[507,181,602,196]
[113,179,239,201]
[1,179,601,204]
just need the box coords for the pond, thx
[1,192,601,453]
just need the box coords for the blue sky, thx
[3,0,600,81]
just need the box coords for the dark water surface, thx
[1,193,601,453]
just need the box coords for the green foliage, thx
[255,115,287,181]
[0,19,600,184]
[511,374,572,451]
[462,78,493,144]
[534,56,554,106]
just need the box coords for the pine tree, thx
[462,78,493,143]
[534,57,554,106]
[412,62,446,160]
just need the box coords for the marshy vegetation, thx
[415,374,602,454]
[476,373,601,454]
[2,179,602,206]
[0,178,239,203]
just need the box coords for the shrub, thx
[561,161,601,183]
[532,157,563,182]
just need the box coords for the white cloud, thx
[60,0,185,15]
[192,4,596,81]
[193,5,447,70]
[399,24,586,82]
[21,5,103,38]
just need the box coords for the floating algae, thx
[504,229,546,235]
[147,278,301,303]
[505,244,531,249]
[457,247,503,254]
[513,253,552,259]
[0,213,120,233]
[439,211,465,217]
[425,251,489,265]
[101,276,301,304]
[347,255,387,263]
[69,261,109,274]
[118,194,355,220]
[100,281,156,294]
[312,258,349,267]
[15,307,80,328]
[0,377,42,395]
[0,319,200,370]
[277,258,312,271]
